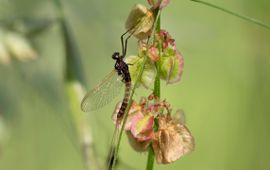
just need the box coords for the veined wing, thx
[81,70,124,112]
[106,125,120,169]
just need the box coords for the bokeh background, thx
[0,0,270,170]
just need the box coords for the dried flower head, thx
[160,50,184,84]
[124,27,185,88]
[153,113,194,164]
[126,131,151,152]
[125,4,155,40]
[130,112,154,141]
[157,30,176,51]
[148,45,160,61]
[154,30,184,84]
[112,94,194,162]
[112,100,154,151]
[113,101,155,139]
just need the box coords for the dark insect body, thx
[112,52,132,119]
[80,29,133,120]
[80,28,135,170]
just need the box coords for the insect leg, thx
[123,29,137,57]
[121,29,130,57]
[121,25,138,57]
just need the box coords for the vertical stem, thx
[153,61,161,97]
[146,146,155,170]
[146,8,161,170]
[153,8,161,98]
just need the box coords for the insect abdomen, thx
[117,81,131,119]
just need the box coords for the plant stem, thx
[146,146,155,170]
[190,0,270,30]
[146,8,161,170]
[153,15,161,98]
[111,9,162,170]
[153,62,161,97]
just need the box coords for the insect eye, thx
[112,52,120,59]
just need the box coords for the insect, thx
[80,29,133,120]
[80,29,135,170]
[81,4,153,118]
[81,20,151,169]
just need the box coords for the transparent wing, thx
[81,70,124,112]
[106,126,120,169]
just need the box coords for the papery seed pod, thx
[116,101,154,151]
[125,4,154,40]
[130,113,154,141]
[158,30,176,51]
[125,55,157,89]
[125,102,143,131]
[153,115,194,164]
[148,45,160,61]
[5,32,37,61]
[141,62,157,89]
[126,131,151,152]
[160,50,184,84]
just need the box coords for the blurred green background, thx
[0,0,270,170]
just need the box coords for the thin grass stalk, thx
[190,0,270,30]
[146,8,161,170]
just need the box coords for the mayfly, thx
[80,29,134,120]
[81,5,155,169]
[80,29,135,170]
[81,3,155,117]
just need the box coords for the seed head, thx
[125,4,155,40]
[153,114,194,164]
[112,95,194,163]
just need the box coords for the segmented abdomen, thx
[117,80,131,119]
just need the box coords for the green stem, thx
[153,12,161,98]
[111,9,162,170]
[153,63,161,97]
[146,8,161,170]
[146,146,155,170]
[190,0,270,30]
